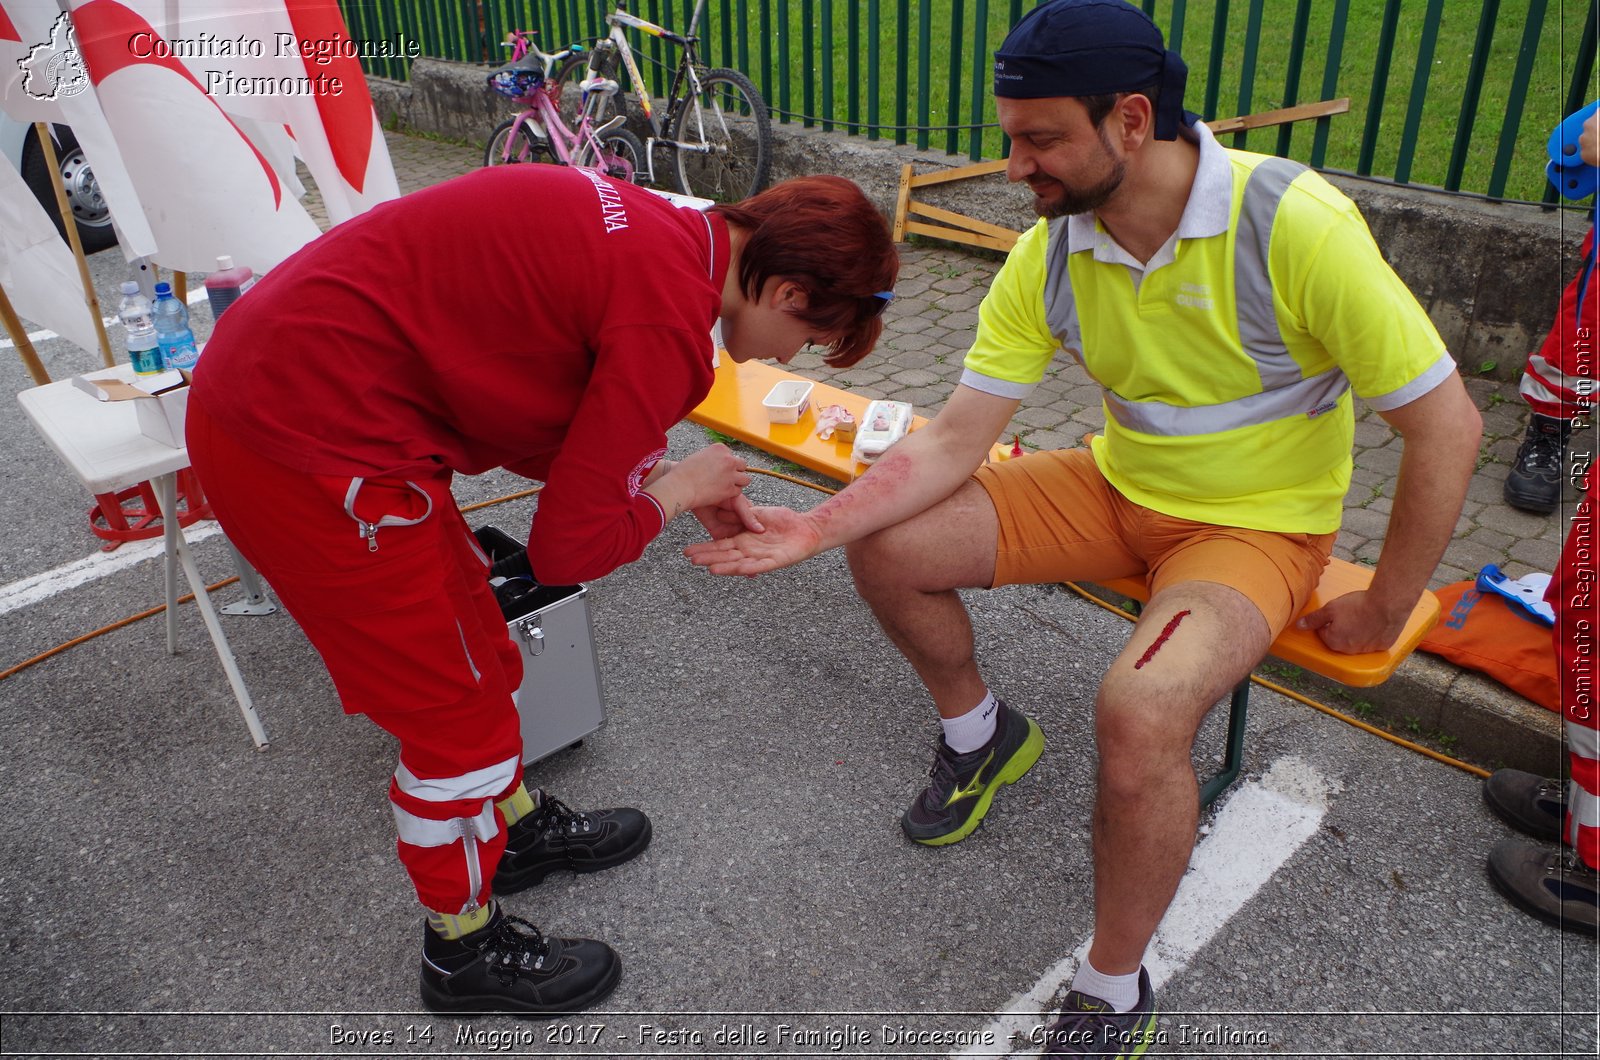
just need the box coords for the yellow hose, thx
[0,464,1501,786]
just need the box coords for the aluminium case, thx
[475,526,607,764]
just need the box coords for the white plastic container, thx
[852,399,914,463]
[762,379,815,423]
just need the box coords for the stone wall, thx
[372,58,1587,381]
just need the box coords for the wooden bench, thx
[690,359,1437,807]
[1096,562,1439,806]
[688,358,1011,482]
[892,99,1352,254]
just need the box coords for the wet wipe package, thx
[474,525,607,764]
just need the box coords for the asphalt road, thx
[0,246,1596,1059]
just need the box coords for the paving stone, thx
[1024,428,1078,451]
[1475,503,1562,540]
[1352,418,1397,448]
[884,367,942,388]
[1508,535,1562,573]
[1016,405,1071,430]
[1354,444,1403,477]
[1463,526,1515,554]
[1441,538,1516,576]
[1341,507,1392,541]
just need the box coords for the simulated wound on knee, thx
[1133,610,1190,670]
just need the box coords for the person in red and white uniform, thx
[186,167,898,1015]
[1482,108,1598,937]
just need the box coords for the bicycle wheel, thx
[483,118,551,166]
[595,128,647,184]
[550,46,616,129]
[669,68,772,202]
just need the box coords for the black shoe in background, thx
[1482,769,1567,843]
[1502,413,1569,514]
[420,906,621,1015]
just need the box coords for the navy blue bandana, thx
[993,0,1195,141]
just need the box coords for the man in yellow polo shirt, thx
[688,0,1482,1052]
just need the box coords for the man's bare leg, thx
[845,480,1001,720]
[1086,580,1273,974]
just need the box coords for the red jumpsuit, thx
[1550,483,1600,870]
[1520,228,1597,420]
[188,165,729,915]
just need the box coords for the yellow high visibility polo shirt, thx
[962,124,1455,534]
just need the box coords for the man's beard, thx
[1033,126,1127,218]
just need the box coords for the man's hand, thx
[684,506,824,575]
[1296,589,1413,654]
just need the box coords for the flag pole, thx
[33,122,113,368]
[0,282,51,386]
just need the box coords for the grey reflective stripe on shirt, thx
[1233,157,1313,392]
[1041,154,1355,437]
[1042,217,1082,355]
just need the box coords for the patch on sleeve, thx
[627,447,669,496]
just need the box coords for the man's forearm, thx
[1370,396,1483,616]
[809,427,989,552]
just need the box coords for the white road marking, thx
[954,757,1334,1058]
[0,522,224,617]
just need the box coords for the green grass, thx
[688,0,1593,203]
[365,0,1593,202]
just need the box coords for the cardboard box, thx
[475,526,607,765]
[73,369,191,448]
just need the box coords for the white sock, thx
[940,692,999,753]
[1070,960,1142,1013]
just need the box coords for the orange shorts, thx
[972,448,1336,637]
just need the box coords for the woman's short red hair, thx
[710,175,899,367]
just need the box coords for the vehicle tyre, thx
[669,68,772,202]
[596,127,646,184]
[21,124,116,253]
[483,118,552,166]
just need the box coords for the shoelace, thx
[1518,427,1566,475]
[1040,995,1141,1055]
[535,795,597,843]
[921,741,984,811]
[475,913,554,986]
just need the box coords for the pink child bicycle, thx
[484,30,645,181]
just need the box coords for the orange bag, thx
[1418,582,1560,711]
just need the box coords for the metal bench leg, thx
[1199,678,1250,807]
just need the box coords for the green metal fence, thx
[340,0,1598,204]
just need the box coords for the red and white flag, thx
[0,1,159,259]
[65,0,322,272]
[107,0,400,225]
[0,158,103,355]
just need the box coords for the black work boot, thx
[420,905,621,1015]
[1503,413,1570,514]
[493,791,652,894]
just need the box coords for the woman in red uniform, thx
[187,168,897,1014]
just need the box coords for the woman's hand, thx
[642,444,759,527]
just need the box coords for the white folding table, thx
[17,367,270,749]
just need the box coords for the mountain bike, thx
[579,0,773,201]
[483,30,645,183]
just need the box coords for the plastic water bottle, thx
[203,255,255,319]
[118,280,162,376]
[151,282,199,371]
